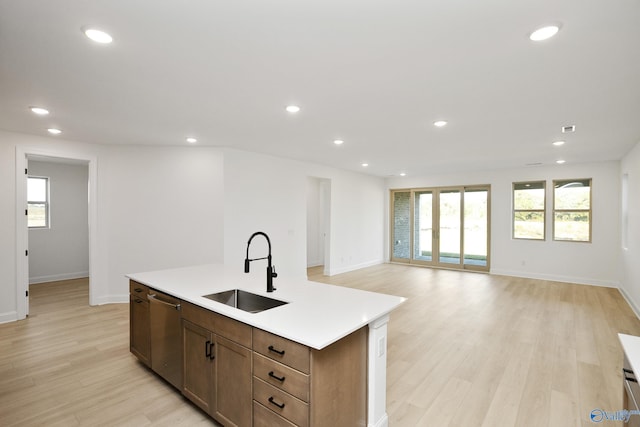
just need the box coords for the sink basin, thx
[202,289,288,313]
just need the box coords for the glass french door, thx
[391,186,490,271]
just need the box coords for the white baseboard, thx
[490,268,619,288]
[619,287,640,320]
[328,259,384,276]
[29,271,89,284]
[0,311,18,324]
[92,294,129,306]
[369,413,389,427]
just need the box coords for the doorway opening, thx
[27,158,90,313]
[306,177,331,278]
[15,147,98,319]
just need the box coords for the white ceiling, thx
[1,0,639,177]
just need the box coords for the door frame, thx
[15,146,98,319]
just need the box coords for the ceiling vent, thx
[562,125,576,133]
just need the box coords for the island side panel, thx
[310,326,367,427]
[368,315,390,427]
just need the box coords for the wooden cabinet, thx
[131,286,370,427]
[252,327,368,427]
[129,281,150,367]
[182,301,252,427]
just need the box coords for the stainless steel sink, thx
[202,289,288,313]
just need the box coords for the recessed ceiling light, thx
[285,105,300,113]
[83,27,113,44]
[186,137,197,143]
[361,163,369,167]
[333,139,344,145]
[556,159,566,164]
[30,106,49,115]
[553,140,565,146]
[434,120,448,127]
[47,128,62,135]
[400,172,407,177]
[529,25,560,41]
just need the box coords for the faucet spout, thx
[244,231,278,292]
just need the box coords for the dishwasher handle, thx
[148,293,181,310]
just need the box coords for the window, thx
[553,178,591,242]
[513,181,545,240]
[390,185,490,272]
[27,176,49,228]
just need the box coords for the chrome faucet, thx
[244,231,278,292]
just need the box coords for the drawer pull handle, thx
[268,396,285,409]
[134,287,144,293]
[268,345,285,356]
[268,371,285,382]
[623,368,637,382]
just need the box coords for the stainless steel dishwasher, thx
[148,290,183,390]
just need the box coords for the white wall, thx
[99,145,225,301]
[3,126,626,322]
[385,161,622,287]
[2,130,383,322]
[1,129,225,321]
[0,135,16,321]
[223,149,386,279]
[28,160,89,283]
[620,141,640,314]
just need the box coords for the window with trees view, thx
[27,176,49,228]
[553,178,591,242]
[513,181,545,240]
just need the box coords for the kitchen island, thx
[127,264,405,427]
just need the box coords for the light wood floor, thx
[309,264,640,427]
[1,266,639,426]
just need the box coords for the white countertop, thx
[620,333,640,374]
[127,264,406,350]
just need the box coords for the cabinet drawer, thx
[253,401,297,427]
[253,353,309,402]
[253,328,310,374]
[253,377,309,427]
[182,301,252,348]
[129,280,149,296]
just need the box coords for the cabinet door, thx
[130,295,150,366]
[213,335,252,427]
[183,320,214,413]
